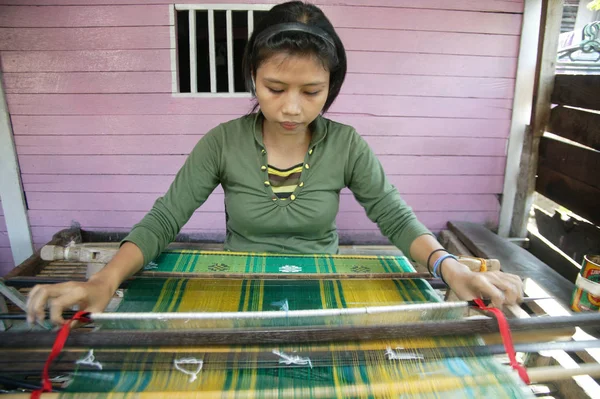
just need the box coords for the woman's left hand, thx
[441,259,524,308]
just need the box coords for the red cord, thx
[31,311,91,399]
[473,298,530,384]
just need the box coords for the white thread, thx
[385,347,424,361]
[115,289,124,298]
[49,375,70,383]
[174,358,204,382]
[279,265,302,273]
[144,261,159,270]
[271,299,289,312]
[75,349,103,370]
[273,350,313,368]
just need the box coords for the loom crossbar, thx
[2,339,599,373]
[2,313,599,348]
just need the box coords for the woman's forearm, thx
[87,242,145,293]
[408,234,468,275]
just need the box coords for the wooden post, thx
[0,295,10,331]
[510,0,564,238]
[498,0,543,237]
[0,71,33,265]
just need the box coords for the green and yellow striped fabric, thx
[145,249,413,275]
[59,251,532,398]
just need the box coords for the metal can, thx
[571,255,600,312]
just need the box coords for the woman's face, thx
[255,53,330,135]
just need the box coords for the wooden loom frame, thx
[2,226,600,398]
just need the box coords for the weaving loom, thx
[1,228,600,398]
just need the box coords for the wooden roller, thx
[40,244,503,280]
[41,244,501,270]
[41,244,116,264]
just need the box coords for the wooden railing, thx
[537,74,600,226]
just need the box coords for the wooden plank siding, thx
[1,51,518,77]
[0,1,525,13]
[0,0,523,250]
[4,74,517,98]
[548,106,600,151]
[551,75,600,112]
[536,166,600,226]
[537,73,600,226]
[539,136,600,191]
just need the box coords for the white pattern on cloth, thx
[279,265,302,273]
[174,357,204,382]
[143,261,159,270]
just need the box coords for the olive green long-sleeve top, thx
[123,113,432,264]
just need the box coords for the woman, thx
[27,1,523,325]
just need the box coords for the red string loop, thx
[31,311,91,399]
[473,298,530,384]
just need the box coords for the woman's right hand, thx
[26,276,114,325]
[26,242,144,325]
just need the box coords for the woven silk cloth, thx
[142,249,415,275]
[60,251,532,398]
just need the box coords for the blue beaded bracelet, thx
[432,253,458,279]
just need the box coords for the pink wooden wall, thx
[0,0,524,270]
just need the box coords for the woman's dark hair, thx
[242,1,347,113]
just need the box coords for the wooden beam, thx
[528,225,581,283]
[533,207,600,265]
[0,71,33,265]
[539,135,600,189]
[536,165,600,226]
[448,221,574,307]
[2,313,599,348]
[1,339,594,373]
[0,295,10,331]
[552,75,600,111]
[439,230,474,256]
[3,227,81,279]
[511,0,564,238]
[548,105,600,151]
[0,276,445,291]
[498,0,543,237]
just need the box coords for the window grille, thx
[172,4,272,97]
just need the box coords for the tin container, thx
[571,255,600,312]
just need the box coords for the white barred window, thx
[172,4,273,96]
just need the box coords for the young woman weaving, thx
[27,1,523,325]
